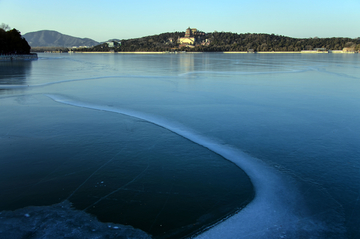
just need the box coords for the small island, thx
[0,24,37,61]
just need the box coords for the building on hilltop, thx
[106,40,121,48]
[314,48,327,52]
[342,47,355,53]
[107,41,115,47]
[184,27,203,37]
[185,27,192,38]
[179,37,195,45]
[178,27,206,47]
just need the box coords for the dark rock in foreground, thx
[0,201,151,239]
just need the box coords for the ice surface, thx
[178,68,310,77]
[0,201,151,239]
[0,65,312,90]
[0,74,177,90]
[47,94,346,239]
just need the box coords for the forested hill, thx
[202,32,359,52]
[77,32,360,52]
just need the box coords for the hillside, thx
[75,31,360,52]
[23,30,99,47]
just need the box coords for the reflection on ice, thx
[178,68,310,77]
[47,94,346,239]
[0,61,32,84]
[0,65,313,90]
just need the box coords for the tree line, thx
[197,32,359,52]
[0,24,31,54]
[74,32,184,52]
[74,31,360,52]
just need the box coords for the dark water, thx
[0,53,359,238]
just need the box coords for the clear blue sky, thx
[1,0,359,42]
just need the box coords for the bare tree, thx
[0,23,10,31]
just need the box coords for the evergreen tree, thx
[0,26,31,54]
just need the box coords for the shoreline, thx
[73,51,167,54]
[224,51,358,54]
[63,51,358,54]
[71,51,203,54]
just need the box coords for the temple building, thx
[178,27,206,47]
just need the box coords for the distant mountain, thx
[23,30,99,47]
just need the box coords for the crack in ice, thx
[46,94,346,239]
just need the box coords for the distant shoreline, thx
[67,51,358,54]
[73,51,167,54]
[72,51,203,54]
[225,51,358,54]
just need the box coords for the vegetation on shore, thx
[30,46,69,53]
[0,24,31,54]
[73,31,360,53]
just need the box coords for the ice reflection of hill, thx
[0,61,32,85]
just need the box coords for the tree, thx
[0,23,10,31]
[355,44,360,51]
[0,28,31,54]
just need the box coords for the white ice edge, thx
[46,94,336,238]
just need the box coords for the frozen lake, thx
[0,53,359,238]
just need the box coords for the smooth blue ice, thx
[47,94,346,238]
[2,53,359,238]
